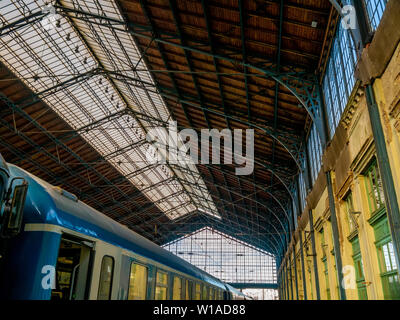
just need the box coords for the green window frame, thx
[373,216,400,299]
[351,237,368,300]
[344,192,357,233]
[320,228,327,258]
[377,240,400,299]
[322,257,331,300]
[364,160,385,216]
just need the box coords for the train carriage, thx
[0,162,249,300]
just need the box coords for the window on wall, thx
[298,168,307,212]
[377,240,400,299]
[364,0,388,31]
[97,256,114,300]
[155,271,168,300]
[128,263,148,300]
[322,257,331,300]
[380,242,398,273]
[344,193,357,233]
[320,228,327,258]
[322,22,357,139]
[163,227,277,284]
[307,123,323,184]
[372,211,400,299]
[351,237,368,300]
[364,160,385,215]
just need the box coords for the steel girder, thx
[0,124,161,240]
[4,5,326,163]
[170,165,288,244]
[0,92,180,237]
[160,215,277,255]
[104,70,305,167]
[197,214,278,255]
[0,6,327,156]
[2,64,296,254]
[0,2,330,255]
[7,60,303,179]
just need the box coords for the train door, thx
[91,240,121,300]
[51,234,94,300]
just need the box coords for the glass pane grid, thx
[163,227,277,284]
[0,0,219,221]
[322,23,357,139]
[364,0,388,31]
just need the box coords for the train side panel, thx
[0,230,61,299]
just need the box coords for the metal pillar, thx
[326,171,346,300]
[308,209,321,300]
[285,262,289,300]
[292,246,299,300]
[299,231,308,300]
[288,254,294,300]
[365,84,400,277]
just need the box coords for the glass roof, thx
[163,227,277,284]
[0,0,219,220]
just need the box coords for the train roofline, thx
[7,163,226,290]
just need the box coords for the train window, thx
[128,263,148,300]
[172,276,182,300]
[202,285,208,300]
[195,283,201,300]
[155,270,168,300]
[209,287,214,300]
[97,256,114,300]
[185,280,193,300]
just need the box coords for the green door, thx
[351,237,368,300]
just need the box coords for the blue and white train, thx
[0,155,248,300]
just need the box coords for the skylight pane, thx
[0,0,219,221]
[163,227,277,283]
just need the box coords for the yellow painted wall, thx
[279,40,400,301]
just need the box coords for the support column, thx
[299,231,308,300]
[292,245,299,300]
[288,254,293,300]
[285,262,289,300]
[326,171,346,300]
[365,84,400,276]
[308,209,321,300]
